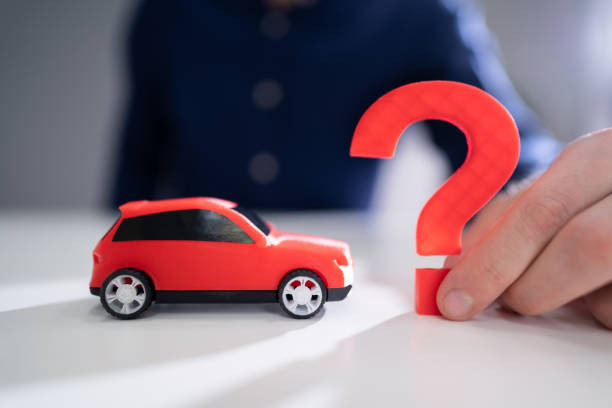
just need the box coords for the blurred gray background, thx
[1,0,611,209]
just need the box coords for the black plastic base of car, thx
[156,290,278,303]
[327,285,352,301]
[92,286,352,303]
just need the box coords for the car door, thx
[163,208,263,290]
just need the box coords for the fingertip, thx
[438,288,474,321]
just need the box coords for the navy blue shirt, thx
[113,0,559,209]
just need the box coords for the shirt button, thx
[260,11,291,40]
[252,79,283,110]
[248,151,280,184]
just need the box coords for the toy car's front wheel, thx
[278,270,326,319]
[100,270,153,319]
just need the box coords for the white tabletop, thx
[0,207,610,408]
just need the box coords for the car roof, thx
[118,197,237,218]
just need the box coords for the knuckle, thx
[580,128,612,145]
[477,257,511,289]
[519,189,573,240]
[563,129,612,164]
[565,215,612,271]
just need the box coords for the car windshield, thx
[232,206,271,236]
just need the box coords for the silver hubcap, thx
[105,275,147,315]
[282,276,323,316]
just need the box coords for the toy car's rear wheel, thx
[278,270,326,319]
[100,270,153,319]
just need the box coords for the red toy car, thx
[90,197,353,319]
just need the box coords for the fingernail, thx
[442,289,473,319]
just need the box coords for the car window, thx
[113,209,254,243]
[232,206,270,235]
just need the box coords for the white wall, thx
[0,0,136,208]
[476,0,612,141]
[0,0,610,208]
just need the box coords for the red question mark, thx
[351,81,520,315]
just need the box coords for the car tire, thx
[278,269,327,319]
[100,269,154,320]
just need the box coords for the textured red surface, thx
[351,81,520,315]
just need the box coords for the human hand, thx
[437,128,612,329]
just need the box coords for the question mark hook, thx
[350,81,520,315]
